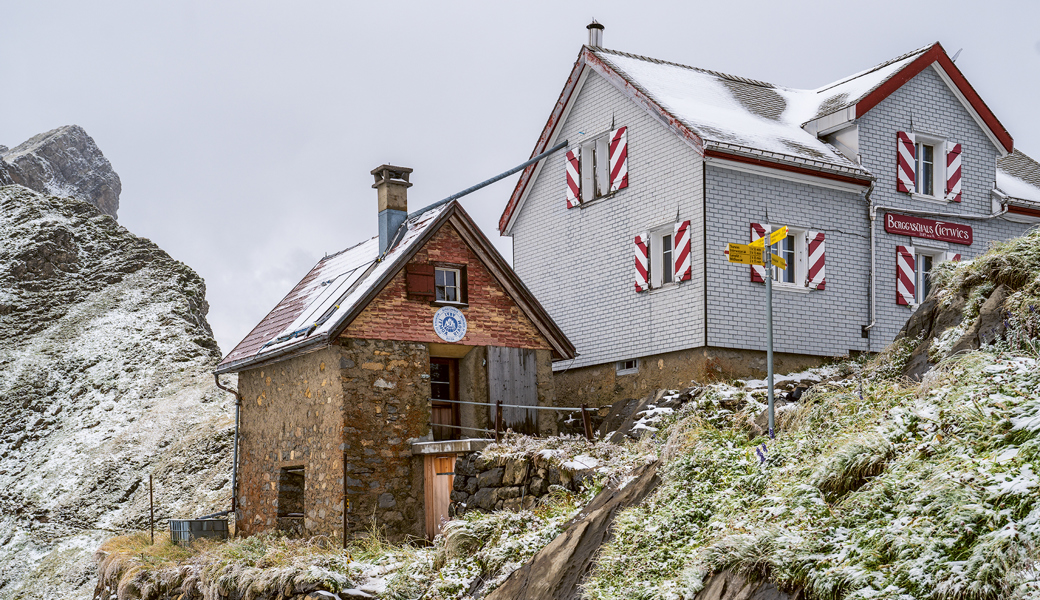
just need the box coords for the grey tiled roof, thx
[999,149,1040,189]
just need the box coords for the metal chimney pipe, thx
[587,20,604,47]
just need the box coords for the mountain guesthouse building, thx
[216,165,574,541]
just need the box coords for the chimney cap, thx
[371,164,413,188]
[586,19,604,30]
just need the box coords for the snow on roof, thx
[218,204,449,369]
[590,45,943,175]
[799,45,932,123]
[592,48,867,172]
[997,149,1040,203]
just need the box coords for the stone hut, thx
[216,165,575,542]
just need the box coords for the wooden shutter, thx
[944,251,962,262]
[750,223,766,283]
[565,147,581,209]
[406,263,435,298]
[945,141,962,202]
[634,233,649,292]
[673,220,691,282]
[806,231,825,290]
[896,131,916,193]
[609,126,629,193]
[896,246,915,305]
[487,346,538,435]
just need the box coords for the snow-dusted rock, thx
[0,186,230,598]
[0,125,121,219]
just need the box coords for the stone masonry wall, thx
[344,223,552,351]
[451,452,587,514]
[236,346,344,538]
[339,337,430,542]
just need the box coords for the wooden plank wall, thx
[487,346,538,435]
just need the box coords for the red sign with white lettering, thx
[884,212,973,245]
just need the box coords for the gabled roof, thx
[997,149,1040,204]
[217,201,575,374]
[500,42,1015,234]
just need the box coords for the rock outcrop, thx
[484,461,660,600]
[0,185,229,599]
[694,571,803,600]
[0,125,121,219]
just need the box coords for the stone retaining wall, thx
[450,452,587,514]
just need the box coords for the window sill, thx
[771,282,811,294]
[910,193,950,205]
[432,301,469,308]
[649,283,679,295]
[577,189,622,209]
[616,369,639,376]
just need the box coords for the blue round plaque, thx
[433,306,467,343]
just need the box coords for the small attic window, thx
[433,263,468,305]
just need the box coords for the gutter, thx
[213,375,243,524]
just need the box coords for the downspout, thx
[863,181,877,350]
[214,374,242,524]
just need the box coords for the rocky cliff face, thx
[0,186,231,599]
[0,125,121,219]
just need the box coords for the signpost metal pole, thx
[763,243,775,439]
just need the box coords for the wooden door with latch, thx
[423,454,456,539]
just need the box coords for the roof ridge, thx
[592,46,777,89]
[814,43,935,95]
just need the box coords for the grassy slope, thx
[585,230,1040,600]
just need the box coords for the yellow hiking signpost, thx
[725,225,790,441]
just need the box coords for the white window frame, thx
[648,224,676,289]
[579,131,613,203]
[616,359,639,375]
[912,132,947,202]
[434,267,462,304]
[768,225,809,292]
[913,248,943,305]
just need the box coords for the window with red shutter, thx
[406,263,435,299]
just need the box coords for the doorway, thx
[423,454,456,539]
[430,358,460,440]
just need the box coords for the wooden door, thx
[423,454,456,539]
[430,358,460,440]
[487,347,538,435]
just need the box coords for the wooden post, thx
[494,399,501,443]
[149,474,154,545]
[581,404,594,442]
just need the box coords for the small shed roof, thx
[997,149,1040,204]
[217,201,575,374]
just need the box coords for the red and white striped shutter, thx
[945,141,962,202]
[565,147,581,209]
[634,233,649,292]
[750,223,766,283]
[806,231,825,290]
[896,132,916,193]
[673,220,692,282]
[944,251,962,262]
[609,127,629,193]
[896,245,915,305]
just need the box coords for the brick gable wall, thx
[343,223,551,350]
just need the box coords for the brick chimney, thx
[587,20,603,47]
[372,164,413,254]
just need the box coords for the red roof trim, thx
[704,148,872,186]
[499,51,589,234]
[855,43,1013,154]
[1008,204,1040,219]
[499,47,707,234]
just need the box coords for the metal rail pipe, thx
[213,375,242,521]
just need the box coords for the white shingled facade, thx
[506,45,1038,374]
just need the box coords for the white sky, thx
[3,1,1038,356]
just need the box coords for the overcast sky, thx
[3,1,1038,355]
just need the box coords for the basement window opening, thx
[617,359,638,375]
[277,466,305,518]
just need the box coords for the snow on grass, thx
[583,348,1040,600]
